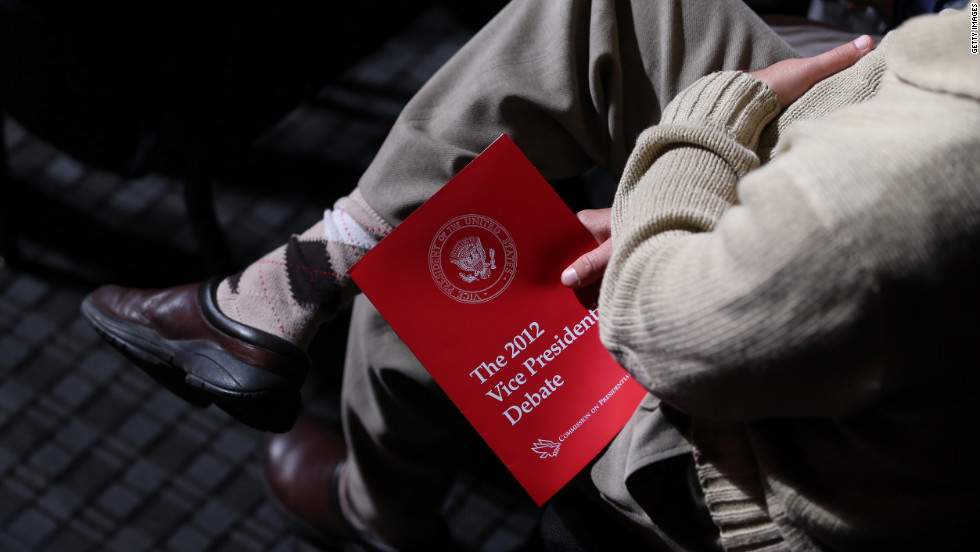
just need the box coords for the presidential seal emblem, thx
[429,214,517,304]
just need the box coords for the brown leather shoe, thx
[263,416,398,552]
[80,278,309,432]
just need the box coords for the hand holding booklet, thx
[348,135,646,505]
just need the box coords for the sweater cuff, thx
[659,71,780,152]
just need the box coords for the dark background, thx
[0,2,822,551]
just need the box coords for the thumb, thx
[561,239,613,289]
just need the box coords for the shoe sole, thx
[81,298,300,432]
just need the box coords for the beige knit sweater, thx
[599,11,979,552]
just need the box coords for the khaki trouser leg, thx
[355,0,797,227]
[341,296,472,547]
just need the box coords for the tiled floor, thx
[1,7,540,552]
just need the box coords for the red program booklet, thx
[348,135,646,505]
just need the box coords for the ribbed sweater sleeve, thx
[599,69,884,421]
[600,54,914,421]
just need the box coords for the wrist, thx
[660,71,780,151]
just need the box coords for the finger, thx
[803,35,874,83]
[576,208,612,243]
[561,239,613,288]
[754,34,875,107]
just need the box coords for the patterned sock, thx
[215,189,392,348]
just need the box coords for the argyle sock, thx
[215,189,392,348]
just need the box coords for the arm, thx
[594,37,977,421]
[560,35,877,289]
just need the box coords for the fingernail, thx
[854,35,872,52]
[561,267,580,288]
